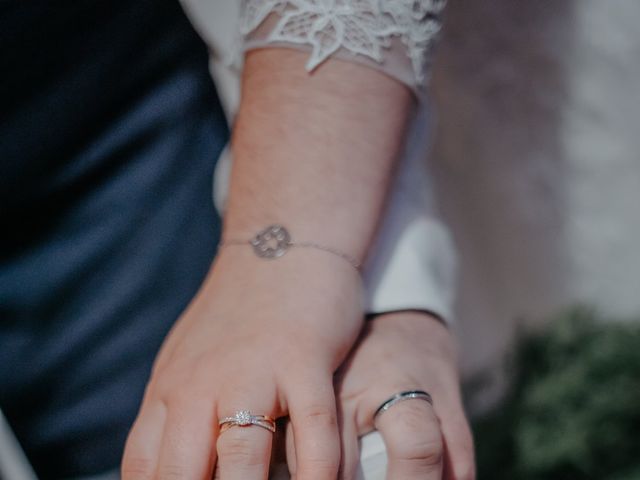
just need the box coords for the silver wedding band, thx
[373,390,434,422]
[218,410,276,434]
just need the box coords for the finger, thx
[216,389,276,480]
[376,398,444,480]
[339,412,360,480]
[439,403,475,480]
[216,417,273,480]
[154,394,217,480]
[285,419,297,477]
[287,374,341,480]
[121,399,167,480]
[289,405,360,480]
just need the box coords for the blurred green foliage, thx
[473,309,640,480]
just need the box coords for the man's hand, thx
[307,311,476,480]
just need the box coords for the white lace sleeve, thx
[239,0,447,94]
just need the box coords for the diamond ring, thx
[218,410,276,434]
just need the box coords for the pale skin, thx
[121,48,474,479]
[329,311,475,480]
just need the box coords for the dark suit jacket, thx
[0,1,228,477]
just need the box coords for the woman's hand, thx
[286,311,475,480]
[121,247,364,480]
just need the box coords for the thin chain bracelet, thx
[219,225,361,270]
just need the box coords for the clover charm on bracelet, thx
[220,224,360,269]
[250,225,292,259]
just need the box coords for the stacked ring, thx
[218,410,276,434]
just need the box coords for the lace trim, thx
[239,0,446,85]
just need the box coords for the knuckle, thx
[166,390,208,411]
[341,468,357,480]
[387,408,439,438]
[384,406,444,467]
[147,377,174,401]
[296,425,341,477]
[148,369,202,403]
[299,405,338,429]
[217,434,268,467]
[120,456,154,480]
[157,464,188,480]
[159,385,215,417]
[294,402,341,478]
[298,456,340,478]
[452,461,476,480]
[449,423,476,479]
[394,436,444,466]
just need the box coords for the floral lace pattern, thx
[240,0,447,84]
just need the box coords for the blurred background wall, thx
[429,0,640,410]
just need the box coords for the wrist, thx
[370,310,458,362]
[220,224,362,270]
[209,243,364,312]
[206,245,365,364]
[214,242,361,285]
[224,217,369,258]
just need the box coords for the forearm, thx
[223,48,413,263]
